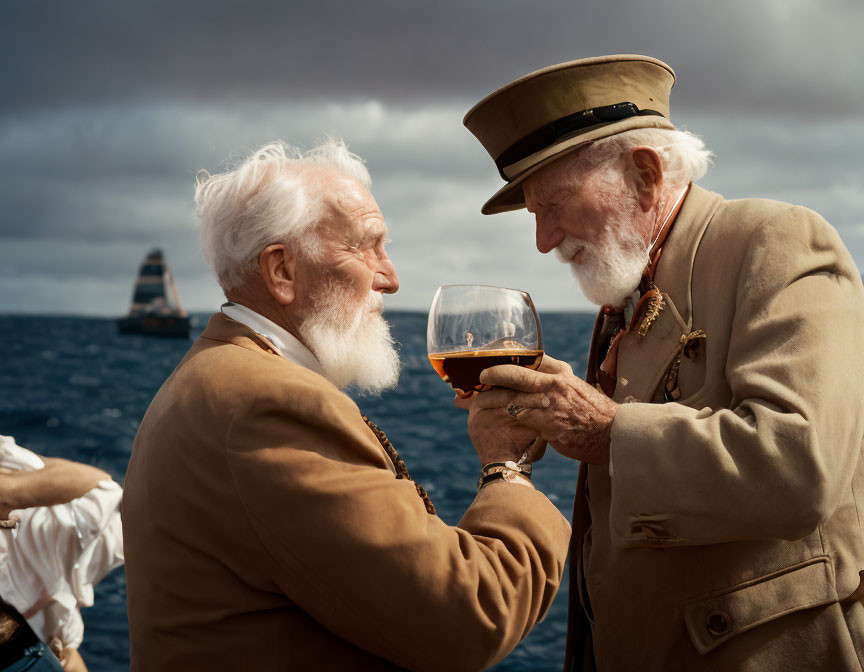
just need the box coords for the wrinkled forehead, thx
[298,169,385,242]
[525,146,610,202]
[333,180,383,223]
[525,156,578,202]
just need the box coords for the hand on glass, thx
[456,393,546,466]
[470,354,618,465]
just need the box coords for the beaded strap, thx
[362,415,436,515]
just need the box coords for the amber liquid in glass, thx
[429,349,544,397]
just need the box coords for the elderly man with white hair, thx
[463,55,864,671]
[121,139,571,672]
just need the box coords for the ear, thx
[629,147,664,213]
[259,244,296,306]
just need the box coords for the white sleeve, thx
[68,480,125,607]
[0,436,45,471]
[7,480,124,648]
[37,594,85,650]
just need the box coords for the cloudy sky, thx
[1,0,862,316]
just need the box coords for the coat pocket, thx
[680,556,838,654]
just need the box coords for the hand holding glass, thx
[427,285,544,398]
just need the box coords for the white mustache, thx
[365,291,384,312]
[554,235,589,263]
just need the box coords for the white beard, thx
[555,214,650,308]
[298,285,401,394]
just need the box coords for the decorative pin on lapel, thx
[637,287,664,337]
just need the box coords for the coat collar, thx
[201,312,333,381]
[651,184,724,329]
[219,303,325,377]
[200,312,286,358]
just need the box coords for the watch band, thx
[478,465,533,490]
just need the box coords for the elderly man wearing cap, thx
[462,55,864,670]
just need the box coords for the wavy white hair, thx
[567,127,713,193]
[195,138,371,291]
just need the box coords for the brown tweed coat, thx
[122,315,571,672]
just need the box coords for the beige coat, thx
[564,185,864,671]
[122,315,571,672]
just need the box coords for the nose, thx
[535,212,564,254]
[373,255,399,294]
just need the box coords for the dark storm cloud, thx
[1,0,863,314]
[2,0,862,115]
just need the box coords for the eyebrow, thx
[533,184,570,208]
[345,226,388,249]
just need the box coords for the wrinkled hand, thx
[455,391,545,466]
[474,354,618,464]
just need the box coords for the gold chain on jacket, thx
[664,330,708,401]
[362,415,436,515]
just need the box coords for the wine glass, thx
[427,285,543,398]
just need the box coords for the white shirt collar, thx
[220,302,327,379]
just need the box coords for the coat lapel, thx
[652,184,724,329]
[612,294,688,403]
[612,185,724,403]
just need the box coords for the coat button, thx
[706,610,731,636]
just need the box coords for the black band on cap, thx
[495,102,664,180]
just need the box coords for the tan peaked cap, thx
[463,55,676,215]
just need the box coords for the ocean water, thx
[0,310,597,672]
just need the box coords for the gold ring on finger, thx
[506,403,528,419]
